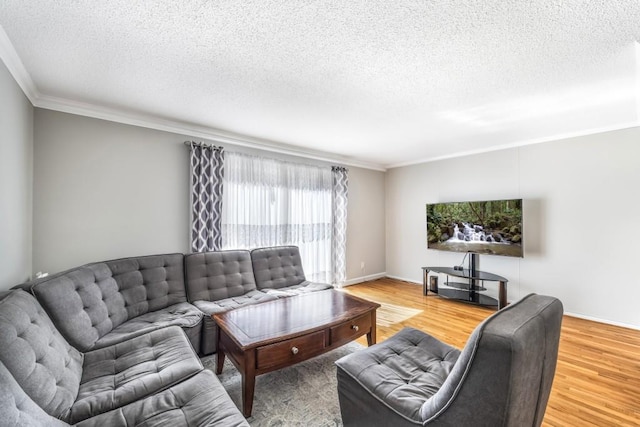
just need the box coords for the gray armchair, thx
[335,293,563,427]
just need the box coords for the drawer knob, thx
[352,325,359,332]
[291,346,299,355]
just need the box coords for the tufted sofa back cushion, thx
[185,250,257,302]
[250,246,306,290]
[106,253,187,319]
[0,291,83,421]
[31,263,127,351]
[0,361,71,426]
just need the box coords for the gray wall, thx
[33,109,191,273]
[0,60,33,290]
[385,127,640,328]
[33,109,387,282]
[346,167,386,283]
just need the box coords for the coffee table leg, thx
[215,330,226,374]
[216,349,225,375]
[242,351,256,417]
[366,310,377,346]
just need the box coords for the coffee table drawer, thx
[330,313,372,345]
[256,331,326,370]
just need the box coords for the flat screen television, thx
[426,199,523,258]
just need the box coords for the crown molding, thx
[387,121,640,169]
[34,95,386,171]
[0,25,38,103]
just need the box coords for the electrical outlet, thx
[360,261,365,271]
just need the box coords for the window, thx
[221,152,333,282]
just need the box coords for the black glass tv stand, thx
[421,265,508,309]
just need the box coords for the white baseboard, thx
[564,311,640,331]
[342,273,423,287]
[341,272,387,287]
[384,274,422,285]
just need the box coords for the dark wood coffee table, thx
[214,289,380,417]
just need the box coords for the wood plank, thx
[343,278,640,427]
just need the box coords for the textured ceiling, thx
[1,1,639,169]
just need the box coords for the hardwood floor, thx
[343,278,640,427]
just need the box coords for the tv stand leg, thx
[498,281,507,309]
[423,269,428,296]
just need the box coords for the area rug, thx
[201,341,364,427]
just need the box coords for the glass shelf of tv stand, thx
[421,266,508,309]
[445,281,486,291]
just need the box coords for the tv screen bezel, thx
[426,198,524,258]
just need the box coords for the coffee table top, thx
[214,289,379,349]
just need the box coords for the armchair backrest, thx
[421,294,563,427]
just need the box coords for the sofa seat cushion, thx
[194,290,277,315]
[68,326,202,423]
[194,290,278,355]
[92,302,203,349]
[335,327,460,422]
[75,370,248,427]
[261,281,333,297]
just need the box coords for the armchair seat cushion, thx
[335,327,460,422]
[261,281,333,298]
[69,326,202,423]
[93,302,202,350]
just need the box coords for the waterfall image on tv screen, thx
[426,199,523,257]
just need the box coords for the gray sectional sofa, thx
[0,245,331,426]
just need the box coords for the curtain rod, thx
[185,141,347,170]
[183,140,223,150]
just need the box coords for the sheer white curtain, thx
[221,152,333,282]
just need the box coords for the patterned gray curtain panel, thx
[189,142,224,252]
[331,166,348,286]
